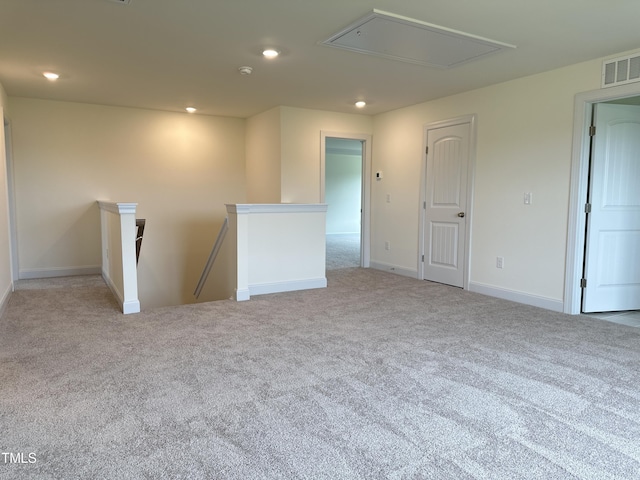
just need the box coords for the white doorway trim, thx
[565,82,640,314]
[419,114,477,288]
[320,131,372,268]
[3,114,18,284]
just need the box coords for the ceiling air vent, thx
[602,52,640,88]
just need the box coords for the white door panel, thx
[423,122,470,287]
[583,103,640,312]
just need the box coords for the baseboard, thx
[370,261,418,279]
[101,269,140,314]
[0,281,12,320]
[122,299,141,315]
[102,269,124,308]
[19,265,102,280]
[468,281,564,312]
[235,288,250,301]
[249,277,327,297]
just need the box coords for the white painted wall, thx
[325,152,361,234]
[246,107,281,203]
[0,82,13,315]
[8,98,246,308]
[279,107,372,203]
[372,58,604,307]
[247,208,326,287]
[226,204,327,300]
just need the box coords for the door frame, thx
[419,114,477,288]
[3,114,18,283]
[320,131,372,268]
[565,82,640,314]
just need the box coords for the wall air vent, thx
[602,52,640,88]
[321,9,516,68]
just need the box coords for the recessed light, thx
[185,107,197,113]
[262,49,279,59]
[355,101,366,108]
[43,72,60,81]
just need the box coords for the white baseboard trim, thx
[370,261,418,279]
[19,265,102,280]
[468,281,564,312]
[102,269,124,309]
[122,299,141,315]
[0,282,13,319]
[235,288,250,301]
[249,277,327,297]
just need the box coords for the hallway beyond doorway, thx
[326,233,360,270]
[584,310,640,328]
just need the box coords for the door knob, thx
[457,212,465,218]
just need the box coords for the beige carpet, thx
[1,268,639,479]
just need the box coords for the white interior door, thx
[583,103,640,312]
[422,122,470,287]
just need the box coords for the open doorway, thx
[325,138,362,269]
[565,84,640,315]
[320,131,372,270]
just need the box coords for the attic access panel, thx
[321,9,516,68]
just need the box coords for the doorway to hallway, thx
[320,131,372,270]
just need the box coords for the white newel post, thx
[226,204,251,301]
[98,201,141,314]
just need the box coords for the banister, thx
[135,219,146,265]
[194,217,229,298]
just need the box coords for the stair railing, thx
[136,219,146,265]
[194,217,229,299]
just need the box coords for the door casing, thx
[3,115,18,284]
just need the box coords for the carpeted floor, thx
[1,268,639,479]
[326,233,360,270]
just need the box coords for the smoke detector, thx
[238,66,253,75]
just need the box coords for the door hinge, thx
[422,254,425,262]
[423,201,426,209]
[580,278,587,288]
[589,125,596,136]
[425,146,429,155]
[585,203,592,213]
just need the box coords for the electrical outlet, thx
[385,241,390,251]
[386,194,391,203]
[524,192,532,205]
[496,256,504,269]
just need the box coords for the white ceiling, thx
[1,0,639,118]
